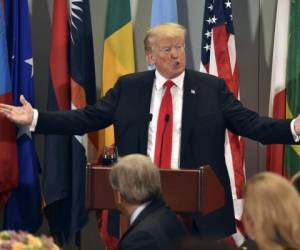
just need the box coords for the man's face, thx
[148,36,186,79]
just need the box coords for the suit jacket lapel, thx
[138,70,155,154]
[180,70,199,165]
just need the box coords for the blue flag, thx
[148,0,178,70]
[150,0,178,27]
[3,0,42,233]
[0,3,10,95]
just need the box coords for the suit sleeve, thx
[219,79,295,144]
[35,79,121,135]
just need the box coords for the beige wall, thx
[27,0,278,249]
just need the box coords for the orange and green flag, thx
[100,0,135,149]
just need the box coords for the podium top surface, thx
[86,164,224,214]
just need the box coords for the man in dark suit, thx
[1,22,300,238]
[109,154,187,250]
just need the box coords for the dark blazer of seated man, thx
[109,154,188,250]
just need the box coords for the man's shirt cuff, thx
[290,119,300,142]
[29,108,38,132]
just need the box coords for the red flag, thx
[0,94,18,206]
[0,0,18,207]
[266,0,289,176]
[44,0,96,245]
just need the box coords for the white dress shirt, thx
[147,70,185,169]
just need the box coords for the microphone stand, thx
[159,114,170,167]
[149,113,153,123]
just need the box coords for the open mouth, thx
[173,61,181,68]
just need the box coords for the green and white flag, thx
[267,0,300,176]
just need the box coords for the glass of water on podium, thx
[102,145,118,166]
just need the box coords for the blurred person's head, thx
[109,154,161,217]
[243,172,300,250]
[144,23,186,79]
[291,171,300,193]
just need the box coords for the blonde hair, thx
[109,154,161,204]
[144,22,186,54]
[243,172,300,250]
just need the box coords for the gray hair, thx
[144,22,186,54]
[109,154,161,204]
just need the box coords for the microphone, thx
[149,113,153,123]
[164,114,169,123]
[159,114,170,167]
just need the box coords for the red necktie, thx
[154,80,174,168]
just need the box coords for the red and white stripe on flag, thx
[200,0,245,246]
[266,0,290,175]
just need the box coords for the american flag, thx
[200,0,245,246]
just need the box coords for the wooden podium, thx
[86,164,225,215]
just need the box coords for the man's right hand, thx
[0,95,34,125]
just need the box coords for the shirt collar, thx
[155,70,185,90]
[130,201,150,225]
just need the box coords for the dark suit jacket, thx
[117,198,187,250]
[239,239,259,250]
[36,69,295,237]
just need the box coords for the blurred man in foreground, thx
[109,154,187,250]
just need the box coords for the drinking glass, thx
[102,145,118,166]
